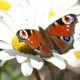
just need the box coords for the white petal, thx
[46,56,66,70]
[0,40,12,49]
[0,60,6,67]
[28,0,53,27]
[30,55,43,62]
[30,58,43,69]
[0,50,15,60]
[0,50,20,60]
[0,11,15,43]
[61,50,76,62]
[21,62,33,76]
[16,54,28,63]
[51,0,78,14]
[5,0,31,31]
[73,39,80,50]
[65,5,80,14]
[61,50,80,67]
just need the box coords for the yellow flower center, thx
[0,0,11,10]
[12,35,30,54]
[74,51,80,59]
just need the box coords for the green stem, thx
[33,68,41,80]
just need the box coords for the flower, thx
[0,8,44,77]
[0,49,43,76]
[0,0,80,76]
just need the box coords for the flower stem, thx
[33,68,41,80]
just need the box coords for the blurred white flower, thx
[0,0,80,76]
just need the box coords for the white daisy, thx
[0,0,80,76]
[0,11,44,76]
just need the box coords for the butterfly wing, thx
[45,14,78,54]
[16,29,53,57]
[16,14,78,56]
[46,14,78,36]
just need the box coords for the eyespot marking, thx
[62,15,75,24]
[19,30,28,40]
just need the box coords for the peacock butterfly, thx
[16,14,78,57]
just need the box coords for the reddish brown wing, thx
[46,14,77,36]
[26,29,53,57]
[45,14,78,54]
[16,29,53,57]
[46,24,74,36]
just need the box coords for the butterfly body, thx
[16,14,78,57]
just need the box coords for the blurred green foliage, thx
[0,59,31,80]
[0,59,80,80]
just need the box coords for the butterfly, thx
[16,14,78,57]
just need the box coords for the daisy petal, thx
[0,11,16,33]
[61,50,79,67]
[0,60,6,67]
[74,39,80,50]
[0,21,13,43]
[61,50,75,60]
[21,62,33,76]
[0,50,15,60]
[0,50,20,60]
[30,55,43,61]
[16,54,28,63]
[51,0,78,14]
[65,5,80,14]
[30,58,43,69]
[46,56,66,70]
[0,40,12,49]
